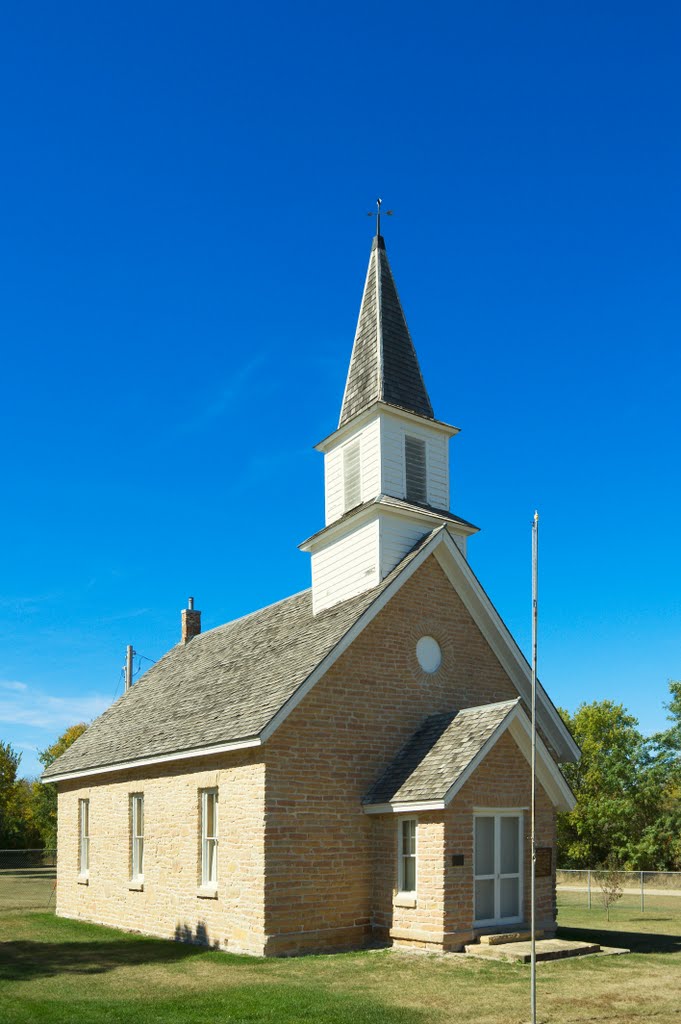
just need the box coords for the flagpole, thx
[530,511,539,1024]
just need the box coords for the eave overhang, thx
[315,401,459,454]
[42,736,263,785]
[299,497,478,553]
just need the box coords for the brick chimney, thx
[181,597,201,644]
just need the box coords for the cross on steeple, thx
[367,197,393,237]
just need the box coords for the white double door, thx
[474,812,523,926]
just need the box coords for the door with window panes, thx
[473,812,523,926]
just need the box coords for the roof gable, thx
[363,699,575,814]
[44,526,579,784]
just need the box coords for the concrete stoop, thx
[465,936,603,962]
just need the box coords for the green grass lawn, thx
[0,907,679,1024]
[0,869,57,912]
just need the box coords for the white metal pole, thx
[531,511,539,1024]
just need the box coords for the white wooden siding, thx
[380,415,449,510]
[311,519,380,613]
[324,418,381,525]
[379,517,431,579]
[325,446,345,523]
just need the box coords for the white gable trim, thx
[432,535,580,763]
[438,703,574,812]
[42,736,262,784]
[363,800,446,814]
[265,528,578,763]
[363,703,575,815]
[260,528,448,743]
[52,526,577,784]
[507,713,576,812]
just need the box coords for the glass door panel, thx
[474,813,523,925]
[474,817,495,875]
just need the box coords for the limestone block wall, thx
[370,734,557,952]
[371,813,446,948]
[56,750,266,955]
[264,554,521,954]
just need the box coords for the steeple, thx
[339,232,434,427]
[301,210,478,615]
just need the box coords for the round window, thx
[416,636,442,673]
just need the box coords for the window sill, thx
[394,893,417,908]
[128,879,144,891]
[77,875,89,886]
[196,886,218,900]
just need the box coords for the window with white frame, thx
[398,818,417,893]
[343,440,361,511]
[130,794,144,881]
[404,435,427,504]
[200,789,218,887]
[79,798,90,876]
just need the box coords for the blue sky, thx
[1,2,679,778]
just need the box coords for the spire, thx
[339,223,434,428]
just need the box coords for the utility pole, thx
[125,644,135,692]
[530,511,539,1024]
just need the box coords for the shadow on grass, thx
[0,919,228,982]
[0,936,214,982]
[557,924,681,955]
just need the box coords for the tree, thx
[594,854,625,921]
[645,681,681,870]
[0,741,24,847]
[32,724,87,849]
[558,701,665,869]
[655,681,681,754]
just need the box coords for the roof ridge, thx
[192,587,311,639]
[457,697,521,713]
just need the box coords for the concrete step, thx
[465,938,602,962]
[479,930,544,945]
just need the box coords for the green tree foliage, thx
[0,741,40,847]
[559,687,681,870]
[32,724,88,849]
[645,680,681,868]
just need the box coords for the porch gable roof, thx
[363,698,575,814]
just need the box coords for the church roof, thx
[339,235,434,427]
[43,526,579,783]
[363,697,575,813]
[42,532,435,782]
[363,699,520,806]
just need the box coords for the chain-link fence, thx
[557,868,681,917]
[0,849,57,911]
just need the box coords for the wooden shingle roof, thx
[42,533,435,781]
[339,235,434,427]
[363,700,520,807]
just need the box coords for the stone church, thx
[43,218,578,955]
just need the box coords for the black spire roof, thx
[339,234,434,427]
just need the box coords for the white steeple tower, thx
[300,215,478,614]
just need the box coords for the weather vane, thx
[367,197,393,237]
